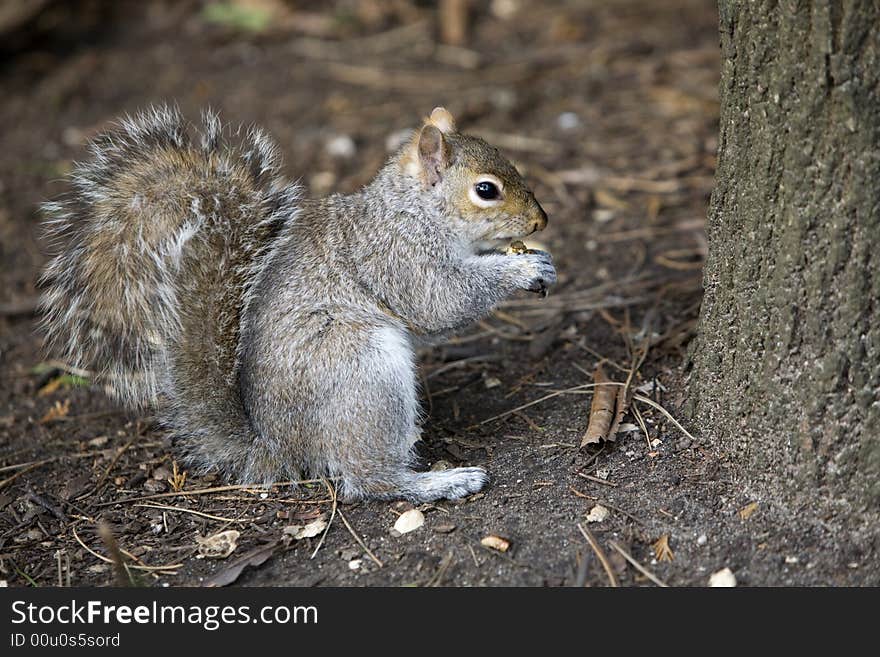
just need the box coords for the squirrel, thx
[39,105,556,502]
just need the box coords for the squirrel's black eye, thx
[475,181,500,200]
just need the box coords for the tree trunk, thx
[690,1,880,513]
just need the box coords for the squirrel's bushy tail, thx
[40,105,301,480]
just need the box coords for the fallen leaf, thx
[581,364,615,446]
[283,517,328,540]
[38,374,88,396]
[480,535,510,552]
[652,534,674,562]
[586,504,609,523]
[196,529,240,559]
[581,364,631,447]
[39,399,70,424]
[393,509,424,535]
[739,502,759,520]
[708,567,737,587]
[608,384,631,441]
[203,541,281,587]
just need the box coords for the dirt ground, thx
[0,0,875,587]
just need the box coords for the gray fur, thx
[40,105,555,502]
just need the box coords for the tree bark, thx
[690,1,880,513]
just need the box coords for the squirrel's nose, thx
[530,202,548,232]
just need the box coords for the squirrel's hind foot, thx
[339,466,488,503]
[398,466,489,503]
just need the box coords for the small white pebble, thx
[592,208,616,224]
[586,504,609,523]
[348,559,362,571]
[484,376,501,389]
[785,555,799,564]
[708,567,737,587]
[325,134,356,159]
[696,534,708,545]
[556,112,582,131]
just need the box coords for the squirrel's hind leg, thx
[310,324,489,503]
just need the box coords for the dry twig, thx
[478,381,627,426]
[134,503,251,524]
[439,0,468,46]
[338,509,383,568]
[576,472,617,487]
[72,525,181,573]
[633,394,696,441]
[310,476,338,560]
[95,479,322,507]
[608,540,668,587]
[577,523,618,587]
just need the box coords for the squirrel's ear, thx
[417,124,451,186]
[427,107,456,134]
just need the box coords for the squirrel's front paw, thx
[514,250,557,296]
